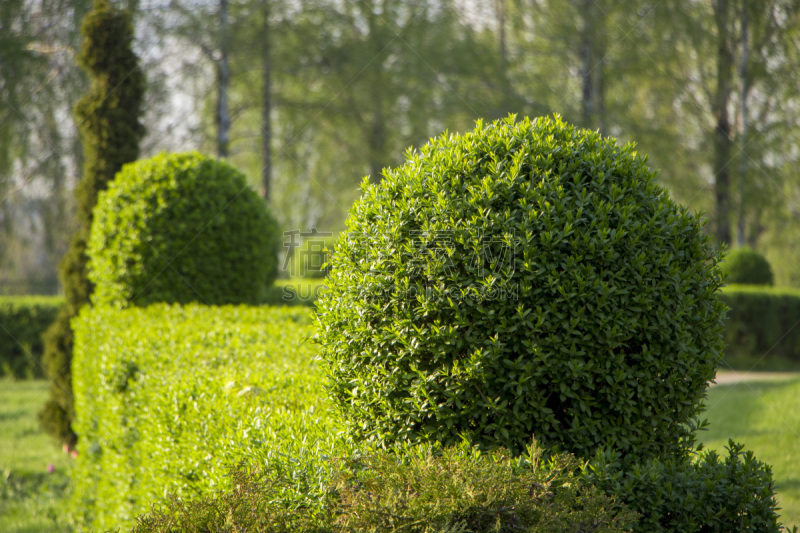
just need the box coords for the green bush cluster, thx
[131,442,638,533]
[316,114,726,461]
[585,441,785,532]
[0,296,63,379]
[719,285,800,369]
[722,247,774,286]
[66,115,792,532]
[69,304,340,532]
[88,152,280,307]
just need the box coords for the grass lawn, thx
[701,373,800,530]
[0,378,72,533]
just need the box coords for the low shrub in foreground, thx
[130,442,638,533]
[69,303,341,532]
[584,441,792,532]
[0,296,62,379]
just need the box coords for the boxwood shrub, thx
[584,441,789,532]
[315,114,727,460]
[722,247,774,286]
[69,304,343,532]
[0,296,63,379]
[88,152,280,307]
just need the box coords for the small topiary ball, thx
[722,247,774,286]
[315,115,727,460]
[88,152,280,306]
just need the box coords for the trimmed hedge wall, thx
[0,296,63,379]
[69,304,344,532]
[0,286,322,382]
[719,285,800,369]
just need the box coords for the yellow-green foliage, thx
[130,442,638,533]
[317,114,726,460]
[88,152,280,307]
[0,296,63,379]
[720,285,800,368]
[69,304,343,532]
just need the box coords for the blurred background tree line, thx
[2,0,800,292]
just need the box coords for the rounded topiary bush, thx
[722,246,774,286]
[315,115,727,461]
[88,152,280,306]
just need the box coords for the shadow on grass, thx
[1,470,68,501]
[776,479,800,492]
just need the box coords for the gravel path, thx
[711,370,800,386]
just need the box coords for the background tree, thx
[652,0,800,248]
[39,0,145,448]
[3,0,800,290]
[1,0,91,291]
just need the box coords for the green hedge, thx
[0,286,320,383]
[0,296,63,379]
[69,304,345,532]
[720,285,800,369]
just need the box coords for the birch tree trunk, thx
[736,0,748,247]
[216,0,230,159]
[261,0,272,201]
[579,0,606,132]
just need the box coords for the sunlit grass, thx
[700,375,800,530]
[0,378,73,532]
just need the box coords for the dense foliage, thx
[720,285,800,369]
[722,247,775,286]
[585,441,787,532]
[0,296,63,379]
[39,0,145,448]
[88,152,280,306]
[69,303,337,531]
[316,114,727,460]
[130,442,638,533]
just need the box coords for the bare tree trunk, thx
[736,0,748,247]
[496,0,507,66]
[713,0,734,245]
[579,0,605,132]
[580,0,593,127]
[216,0,230,159]
[366,3,386,183]
[261,0,272,200]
